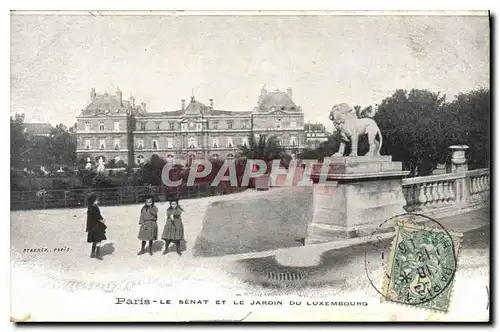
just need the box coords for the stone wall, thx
[192,187,313,257]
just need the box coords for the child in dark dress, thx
[85,193,107,260]
[162,199,185,256]
[137,195,159,256]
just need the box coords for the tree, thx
[443,88,490,170]
[298,131,343,161]
[237,134,285,162]
[10,114,27,169]
[354,105,375,118]
[137,154,166,186]
[49,124,77,168]
[374,89,449,176]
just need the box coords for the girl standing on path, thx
[162,199,185,256]
[137,195,159,256]
[85,193,107,260]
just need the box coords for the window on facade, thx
[226,153,234,160]
[227,138,233,148]
[281,106,286,110]
[227,120,233,129]
[152,140,158,150]
[137,139,144,149]
[197,123,202,131]
[241,121,248,129]
[181,123,187,131]
[290,120,296,128]
[99,139,106,150]
[114,121,120,132]
[212,138,218,148]
[212,121,219,129]
[167,138,173,149]
[85,139,91,150]
[99,122,105,131]
[84,122,90,132]
[169,122,175,130]
[188,137,197,148]
[137,155,145,164]
[290,136,297,146]
[242,137,248,147]
[114,139,120,150]
[276,118,281,129]
[140,122,146,131]
[156,122,161,130]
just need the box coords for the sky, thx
[10,12,489,130]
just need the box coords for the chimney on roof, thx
[116,87,122,105]
[209,98,214,110]
[90,88,97,101]
[140,102,146,112]
[181,99,186,110]
[129,94,135,108]
[286,87,293,98]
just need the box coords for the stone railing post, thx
[449,145,469,206]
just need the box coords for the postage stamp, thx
[381,220,463,313]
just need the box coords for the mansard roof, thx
[79,93,135,117]
[256,89,302,113]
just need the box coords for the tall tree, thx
[443,88,490,170]
[374,89,449,176]
[50,124,77,168]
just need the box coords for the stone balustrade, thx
[402,168,490,216]
[468,168,491,202]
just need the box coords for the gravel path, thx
[10,191,490,322]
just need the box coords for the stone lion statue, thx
[329,103,383,157]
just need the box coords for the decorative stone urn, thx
[449,145,469,173]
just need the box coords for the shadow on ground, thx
[191,188,313,257]
[226,225,490,291]
[100,242,115,257]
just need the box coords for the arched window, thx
[226,153,234,160]
[137,155,145,164]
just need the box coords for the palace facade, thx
[76,86,306,166]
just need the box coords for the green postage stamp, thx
[381,220,463,313]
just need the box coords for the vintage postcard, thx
[10,10,490,322]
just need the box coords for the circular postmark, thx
[364,212,461,308]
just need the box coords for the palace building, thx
[76,86,306,166]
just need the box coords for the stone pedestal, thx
[305,156,409,245]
